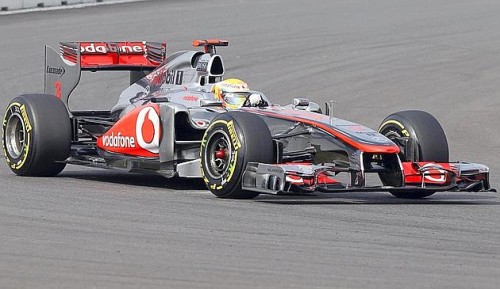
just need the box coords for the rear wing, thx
[44,41,167,108]
[60,42,166,70]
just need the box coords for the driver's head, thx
[212,78,250,109]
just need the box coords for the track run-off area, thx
[0,1,499,288]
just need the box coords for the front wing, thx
[242,161,495,195]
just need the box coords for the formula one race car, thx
[2,39,495,199]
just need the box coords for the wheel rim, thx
[4,113,26,159]
[380,126,410,162]
[204,130,233,179]
[380,127,401,140]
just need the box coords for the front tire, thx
[2,94,71,176]
[200,111,274,199]
[378,110,449,199]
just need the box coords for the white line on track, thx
[0,0,148,16]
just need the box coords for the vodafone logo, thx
[136,107,161,154]
[80,43,145,54]
[102,132,136,148]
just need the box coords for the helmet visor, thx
[223,92,250,107]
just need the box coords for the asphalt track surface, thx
[1,0,499,288]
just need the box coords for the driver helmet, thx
[212,78,250,109]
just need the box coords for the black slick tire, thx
[200,111,274,199]
[2,94,71,176]
[378,110,449,199]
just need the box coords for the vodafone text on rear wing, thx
[44,41,167,107]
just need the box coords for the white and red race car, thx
[2,39,494,198]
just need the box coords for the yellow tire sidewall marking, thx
[200,119,241,190]
[379,119,410,137]
[2,102,32,170]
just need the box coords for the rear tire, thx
[200,111,274,199]
[378,110,449,199]
[2,94,71,176]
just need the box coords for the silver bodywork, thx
[42,41,493,195]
